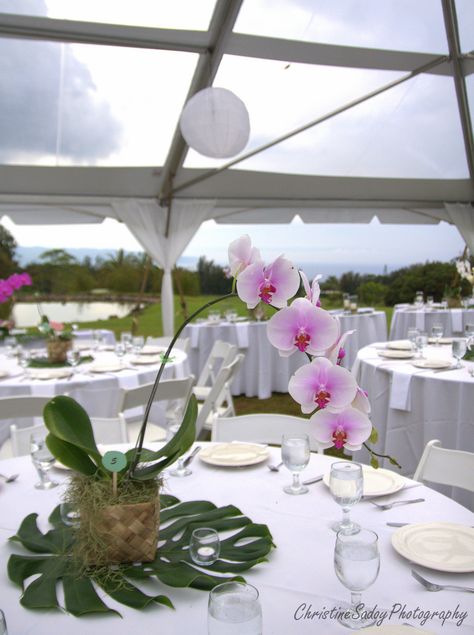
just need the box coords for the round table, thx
[0,348,189,446]
[183,312,387,399]
[390,307,474,340]
[352,342,474,510]
[0,444,472,634]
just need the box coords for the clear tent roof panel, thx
[0,36,198,166]
[235,0,449,54]
[0,0,216,30]
[455,0,474,53]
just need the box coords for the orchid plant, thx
[0,271,32,304]
[229,235,399,468]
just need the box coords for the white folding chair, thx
[196,354,244,438]
[10,416,128,457]
[192,340,238,409]
[413,439,474,493]
[211,413,322,453]
[0,396,53,458]
[146,336,191,355]
[118,375,195,444]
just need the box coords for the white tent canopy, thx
[0,0,473,333]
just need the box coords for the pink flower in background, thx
[237,255,300,309]
[310,406,372,451]
[326,325,355,366]
[300,271,322,307]
[49,321,64,332]
[288,356,357,414]
[0,272,32,304]
[267,297,339,356]
[228,235,262,278]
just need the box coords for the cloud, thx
[0,0,122,163]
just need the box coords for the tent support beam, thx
[157,0,243,206]
[169,54,449,197]
[442,0,474,181]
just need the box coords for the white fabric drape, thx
[112,199,215,335]
[444,202,474,252]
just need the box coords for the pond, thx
[11,302,136,327]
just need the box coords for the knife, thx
[302,475,323,486]
[182,445,201,467]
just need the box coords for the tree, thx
[0,223,19,277]
[39,249,77,267]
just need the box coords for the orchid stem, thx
[363,442,402,469]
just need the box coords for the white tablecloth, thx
[183,313,387,399]
[353,343,474,510]
[0,349,188,446]
[390,308,474,339]
[0,445,472,635]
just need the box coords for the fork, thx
[411,569,474,593]
[267,461,283,472]
[369,497,425,510]
[0,472,19,483]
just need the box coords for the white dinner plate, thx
[198,443,269,467]
[0,370,9,379]
[140,346,166,355]
[428,337,453,345]
[89,363,123,373]
[131,355,162,365]
[391,522,474,573]
[378,349,415,359]
[386,340,412,351]
[27,367,73,380]
[323,465,406,497]
[412,359,454,370]
[362,626,435,634]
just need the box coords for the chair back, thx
[146,336,190,355]
[211,413,322,453]
[413,439,474,492]
[196,340,238,388]
[0,395,52,420]
[119,376,195,413]
[196,354,244,436]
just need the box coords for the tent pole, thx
[169,54,449,197]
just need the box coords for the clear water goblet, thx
[120,332,133,352]
[0,609,8,635]
[189,528,220,566]
[66,348,81,374]
[452,337,467,368]
[208,581,262,635]
[407,327,419,351]
[426,295,434,308]
[334,528,380,630]
[115,343,126,366]
[18,348,31,370]
[431,324,444,345]
[415,331,428,358]
[30,433,58,490]
[281,433,310,495]
[465,324,474,349]
[329,461,363,534]
[132,335,145,354]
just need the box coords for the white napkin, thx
[451,308,463,333]
[389,366,413,411]
[415,311,425,331]
[234,322,249,348]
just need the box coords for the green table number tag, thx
[102,451,127,472]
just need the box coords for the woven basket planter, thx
[47,339,72,363]
[80,497,160,565]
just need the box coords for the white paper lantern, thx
[179,87,250,158]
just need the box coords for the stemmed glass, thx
[115,343,126,366]
[208,582,262,635]
[415,331,428,358]
[329,462,363,534]
[281,433,310,495]
[66,348,81,374]
[407,327,419,352]
[431,324,444,345]
[30,433,58,490]
[452,337,467,368]
[120,332,133,352]
[334,528,380,630]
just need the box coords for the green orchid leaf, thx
[8,496,274,617]
[369,426,378,444]
[43,395,102,465]
[46,434,99,476]
[128,396,197,480]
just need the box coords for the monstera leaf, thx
[8,495,274,617]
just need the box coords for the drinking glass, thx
[18,348,31,370]
[281,433,310,495]
[334,528,380,630]
[168,423,192,477]
[60,502,80,528]
[30,433,58,490]
[415,331,428,358]
[462,297,471,309]
[0,609,8,635]
[349,294,358,314]
[208,582,262,635]
[120,331,133,351]
[414,291,424,308]
[452,337,467,368]
[329,462,363,534]
[132,335,145,354]
[465,324,474,349]
[407,327,419,351]
[426,295,434,308]
[66,348,81,373]
[431,323,444,345]
[342,293,351,314]
[115,343,126,366]
[4,336,16,357]
[189,528,220,566]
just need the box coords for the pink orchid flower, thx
[267,297,339,356]
[300,270,322,307]
[310,406,372,451]
[352,386,371,414]
[228,235,262,278]
[237,255,300,309]
[50,321,64,332]
[326,324,355,366]
[288,357,357,414]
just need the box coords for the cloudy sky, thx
[0,0,472,273]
